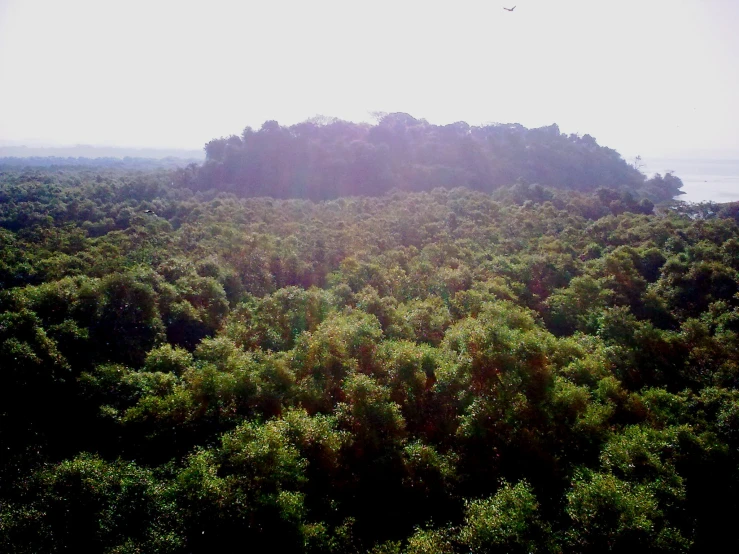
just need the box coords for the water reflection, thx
[642,157,739,203]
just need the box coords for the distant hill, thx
[186,113,683,202]
[0,144,204,160]
[0,156,202,171]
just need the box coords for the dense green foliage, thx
[191,114,683,202]
[1,162,737,553]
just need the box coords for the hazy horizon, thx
[1,131,739,162]
[2,0,739,158]
[2,130,738,165]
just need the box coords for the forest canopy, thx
[1,124,735,553]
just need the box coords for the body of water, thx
[642,157,739,203]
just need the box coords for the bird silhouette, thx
[503,5,516,11]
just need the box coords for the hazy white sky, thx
[1,0,738,157]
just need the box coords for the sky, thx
[1,0,738,158]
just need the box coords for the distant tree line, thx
[0,156,200,170]
[180,114,683,202]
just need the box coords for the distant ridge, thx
[0,144,205,160]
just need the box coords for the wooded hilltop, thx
[183,114,683,202]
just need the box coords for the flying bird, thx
[503,5,516,11]
[143,209,156,214]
